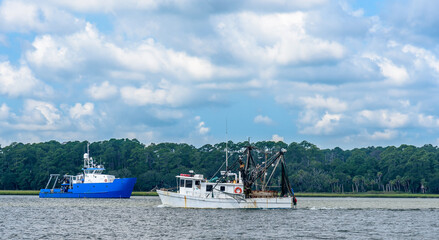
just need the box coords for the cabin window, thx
[185,180,193,188]
[206,185,213,192]
[220,186,225,191]
[180,179,184,187]
[195,180,200,186]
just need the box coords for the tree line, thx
[1,139,439,193]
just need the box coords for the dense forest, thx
[1,139,439,193]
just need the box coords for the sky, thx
[1,0,439,149]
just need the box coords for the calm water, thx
[1,196,438,239]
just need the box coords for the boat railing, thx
[44,174,76,193]
[45,174,60,190]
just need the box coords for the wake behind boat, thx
[39,144,136,198]
[157,146,297,209]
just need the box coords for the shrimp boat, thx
[39,144,137,198]
[157,146,297,209]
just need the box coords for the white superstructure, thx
[157,172,294,209]
[66,144,116,185]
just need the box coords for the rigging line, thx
[222,190,246,202]
[209,147,241,181]
[264,157,281,190]
[280,157,294,196]
[206,173,230,198]
[206,157,242,198]
[209,161,225,181]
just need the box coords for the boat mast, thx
[84,143,91,169]
[84,143,88,168]
[225,119,228,172]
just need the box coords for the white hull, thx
[157,189,294,209]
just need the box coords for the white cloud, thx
[366,129,398,140]
[69,103,94,119]
[402,44,439,74]
[301,95,347,112]
[418,114,439,128]
[271,134,284,142]
[25,24,215,80]
[215,12,345,66]
[357,110,409,128]
[0,0,84,33]
[120,80,192,107]
[0,1,39,32]
[300,112,342,135]
[254,115,273,125]
[194,116,209,135]
[198,122,209,135]
[275,82,338,106]
[88,81,118,100]
[364,54,409,85]
[112,38,215,80]
[11,100,62,130]
[0,103,9,119]
[26,35,73,70]
[0,61,52,97]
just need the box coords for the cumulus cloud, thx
[25,24,216,80]
[120,80,192,107]
[417,114,439,128]
[271,134,284,142]
[365,129,398,141]
[357,110,409,128]
[88,81,118,100]
[0,0,84,33]
[69,103,94,119]
[0,103,9,119]
[364,54,410,85]
[301,95,347,112]
[300,112,342,135]
[0,61,52,97]
[402,45,439,74]
[198,122,209,135]
[11,100,62,130]
[254,115,273,125]
[214,12,345,66]
[194,116,209,135]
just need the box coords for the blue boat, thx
[39,144,136,198]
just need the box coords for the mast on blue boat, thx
[225,119,228,172]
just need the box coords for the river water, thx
[1,196,438,239]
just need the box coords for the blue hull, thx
[39,178,136,198]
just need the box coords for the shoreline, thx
[1,190,439,198]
